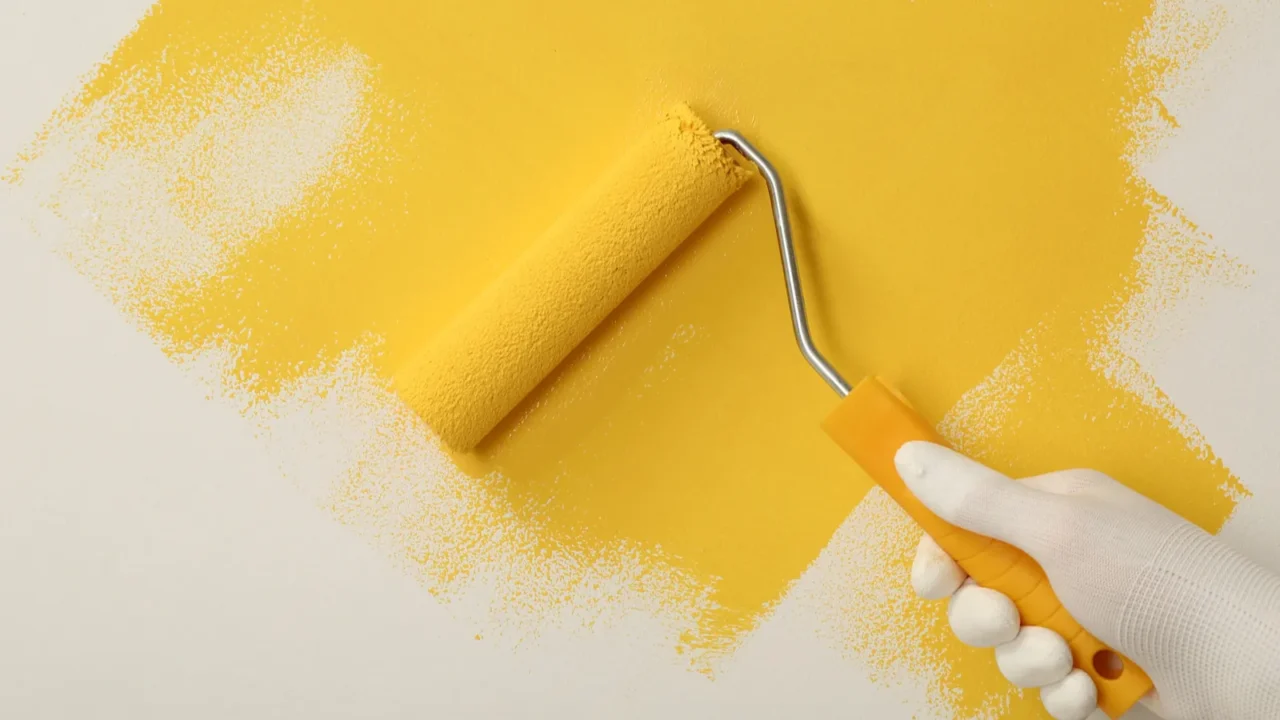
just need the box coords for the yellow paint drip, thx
[8,0,1248,717]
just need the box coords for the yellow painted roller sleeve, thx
[395,104,753,451]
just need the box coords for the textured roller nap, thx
[396,104,753,451]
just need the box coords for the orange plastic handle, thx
[821,376,1151,718]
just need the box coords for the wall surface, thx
[1,0,1277,718]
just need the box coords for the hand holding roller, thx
[396,104,1151,717]
[719,131,1153,717]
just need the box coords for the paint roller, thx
[395,103,1152,717]
[396,104,753,451]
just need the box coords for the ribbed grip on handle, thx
[821,377,1152,718]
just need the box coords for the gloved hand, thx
[895,441,1280,720]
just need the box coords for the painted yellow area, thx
[16,0,1245,716]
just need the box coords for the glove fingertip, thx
[1040,669,1097,720]
[994,626,1074,688]
[948,583,1020,647]
[911,534,966,600]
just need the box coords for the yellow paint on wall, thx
[13,0,1246,716]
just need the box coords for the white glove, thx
[895,441,1280,720]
